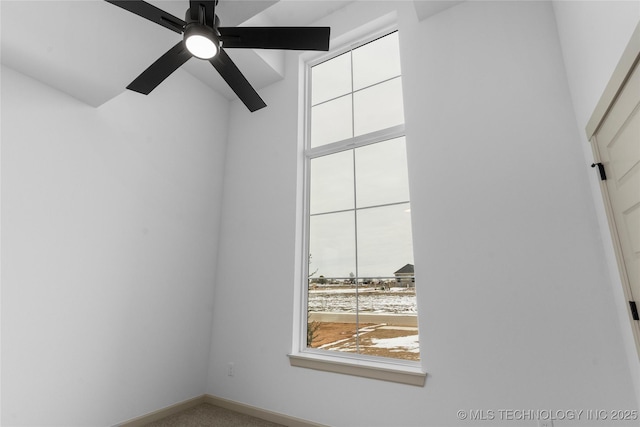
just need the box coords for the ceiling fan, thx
[105,1,330,112]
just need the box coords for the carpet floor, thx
[144,403,285,427]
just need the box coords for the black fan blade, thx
[105,1,185,33]
[219,27,330,51]
[189,1,216,27]
[127,41,192,95]
[210,49,266,112]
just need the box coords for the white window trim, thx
[288,25,426,386]
[289,351,426,387]
[306,124,406,159]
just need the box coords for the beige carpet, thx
[144,403,284,427]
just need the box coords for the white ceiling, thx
[0,1,463,108]
[413,0,464,21]
[0,0,353,107]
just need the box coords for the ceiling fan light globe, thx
[186,35,218,59]
[184,24,219,59]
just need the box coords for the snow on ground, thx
[319,324,420,354]
[309,287,412,294]
[370,335,420,353]
[310,287,420,357]
[309,287,417,314]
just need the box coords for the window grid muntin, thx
[311,75,402,108]
[310,199,412,218]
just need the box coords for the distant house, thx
[394,264,415,287]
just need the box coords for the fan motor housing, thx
[185,8,220,29]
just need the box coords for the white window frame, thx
[288,26,426,386]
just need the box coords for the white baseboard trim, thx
[203,394,329,427]
[117,395,206,427]
[116,394,327,427]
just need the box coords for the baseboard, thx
[117,395,206,427]
[203,394,329,427]
[116,394,327,427]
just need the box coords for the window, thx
[291,30,424,385]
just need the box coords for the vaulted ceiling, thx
[1,1,463,107]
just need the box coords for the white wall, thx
[552,0,640,405]
[1,65,229,426]
[206,2,638,426]
[553,1,639,130]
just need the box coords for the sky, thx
[307,32,414,279]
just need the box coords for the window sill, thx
[288,351,426,386]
